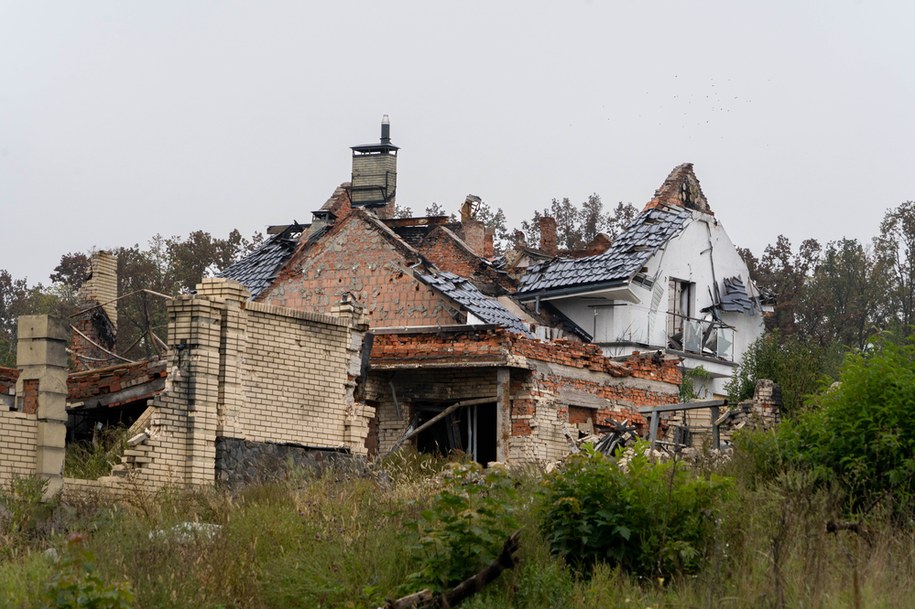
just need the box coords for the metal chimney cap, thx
[382,114,390,125]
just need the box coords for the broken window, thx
[667,279,694,345]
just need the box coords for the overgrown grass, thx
[64,427,128,480]
[1,448,913,609]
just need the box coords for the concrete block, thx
[16,339,68,368]
[43,476,63,500]
[36,446,65,476]
[16,315,68,341]
[37,421,66,447]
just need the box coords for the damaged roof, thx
[703,276,757,315]
[218,224,307,299]
[517,205,692,297]
[416,270,531,336]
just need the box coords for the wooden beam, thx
[385,397,496,456]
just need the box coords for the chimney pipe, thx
[381,114,391,144]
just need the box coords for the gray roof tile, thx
[416,270,531,336]
[218,224,306,298]
[517,206,691,295]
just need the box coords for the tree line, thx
[2,195,915,370]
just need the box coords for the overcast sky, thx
[2,1,914,284]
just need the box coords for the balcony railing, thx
[667,313,734,361]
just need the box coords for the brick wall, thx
[70,251,119,371]
[262,211,461,328]
[368,327,680,464]
[0,410,38,485]
[417,226,513,293]
[113,279,372,491]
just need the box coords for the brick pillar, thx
[15,315,68,498]
[753,379,782,428]
[195,278,250,439]
[483,228,495,259]
[166,293,223,485]
[81,251,119,331]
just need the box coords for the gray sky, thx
[2,1,914,284]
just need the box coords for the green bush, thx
[780,336,915,515]
[404,462,519,593]
[539,444,731,578]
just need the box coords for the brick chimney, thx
[350,115,398,220]
[462,219,485,257]
[81,251,118,331]
[70,251,119,370]
[483,228,495,259]
[539,216,558,256]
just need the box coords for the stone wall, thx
[215,437,364,491]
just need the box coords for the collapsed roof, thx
[516,205,692,298]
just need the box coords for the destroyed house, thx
[218,118,682,464]
[517,163,767,397]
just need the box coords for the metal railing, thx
[667,313,735,361]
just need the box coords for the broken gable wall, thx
[261,211,461,327]
[367,328,680,464]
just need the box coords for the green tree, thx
[522,196,637,252]
[874,200,915,337]
[726,332,843,417]
[799,238,880,348]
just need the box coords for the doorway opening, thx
[414,402,497,465]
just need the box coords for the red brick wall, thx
[418,227,513,293]
[67,358,167,405]
[22,379,38,415]
[261,216,461,328]
[0,367,18,396]
[370,328,680,462]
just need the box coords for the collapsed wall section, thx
[368,327,681,464]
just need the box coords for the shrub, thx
[780,336,915,516]
[43,533,135,609]
[404,462,519,593]
[64,428,128,480]
[0,476,55,553]
[539,444,731,578]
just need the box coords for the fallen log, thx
[382,531,521,609]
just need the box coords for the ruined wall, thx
[261,212,460,328]
[417,226,512,293]
[368,328,680,464]
[366,368,500,456]
[110,279,371,491]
